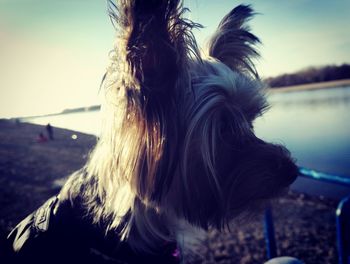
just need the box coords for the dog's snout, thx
[250,137,299,187]
[270,144,299,187]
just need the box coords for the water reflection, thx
[254,86,350,196]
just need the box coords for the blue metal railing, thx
[336,196,350,264]
[264,167,350,263]
[299,167,350,187]
[264,207,277,259]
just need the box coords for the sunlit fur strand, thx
[105,0,203,204]
[84,0,204,253]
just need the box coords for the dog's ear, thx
[107,0,201,201]
[110,0,200,94]
[208,5,260,78]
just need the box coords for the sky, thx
[0,0,349,118]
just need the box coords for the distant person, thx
[46,123,54,140]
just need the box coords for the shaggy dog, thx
[6,1,298,263]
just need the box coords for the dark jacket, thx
[3,194,179,264]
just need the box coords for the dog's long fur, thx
[60,0,297,257]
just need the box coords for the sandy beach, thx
[0,119,339,263]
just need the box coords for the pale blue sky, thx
[0,0,349,118]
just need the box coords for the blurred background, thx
[1,1,350,263]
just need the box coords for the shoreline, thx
[4,79,350,122]
[268,78,350,93]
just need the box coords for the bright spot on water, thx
[71,134,78,140]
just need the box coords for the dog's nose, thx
[273,145,299,187]
[253,136,299,187]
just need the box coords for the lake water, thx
[254,86,350,198]
[27,86,350,199]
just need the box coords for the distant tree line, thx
[265,64,350,88]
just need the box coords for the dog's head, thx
[165,58,298,230]
[86,0,298,251]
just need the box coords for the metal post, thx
[336,196,350,264]
[264,206,277,260]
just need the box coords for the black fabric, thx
[2,195,179,264]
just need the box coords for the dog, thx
[6,1,298,263]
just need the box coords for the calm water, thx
[28,86,350,198]
[255,86,350,177]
